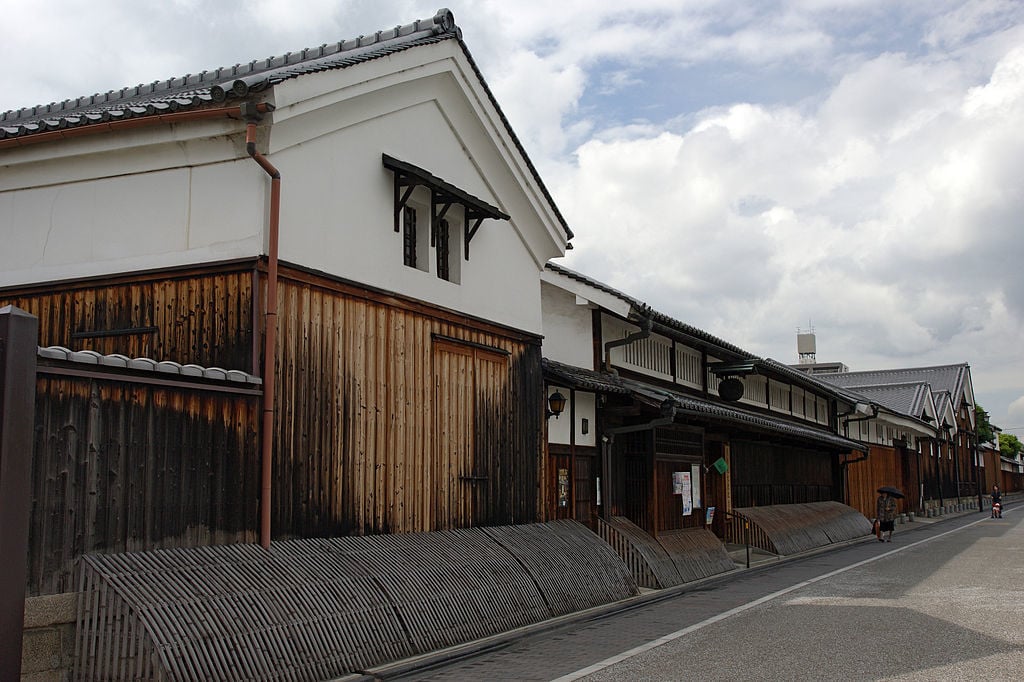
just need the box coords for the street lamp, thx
[547,390,567,419]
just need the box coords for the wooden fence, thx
[29,351,262,596]
[74,521,636,681]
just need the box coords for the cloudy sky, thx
[3,0,1023,433]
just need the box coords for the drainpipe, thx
[599,399,677,521]
[836,404,874,506]
[242,103,281,550]
[838,405,877,462]
[604,314,652,373]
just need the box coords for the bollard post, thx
[744,520,750,569]
[0,306,38,680]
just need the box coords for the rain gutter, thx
[604,314,653,373]
[0,103,273,150]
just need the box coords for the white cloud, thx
[488,50,588,159]
[1007,396,1024,427]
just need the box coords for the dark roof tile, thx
[1,10,458,133]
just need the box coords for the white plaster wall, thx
[0,158,264,285]
[540,281,596,368]
[269,77,548,334]
[0,45,566,336]
[548,386,597,447]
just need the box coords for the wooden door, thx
[432,339,509,528]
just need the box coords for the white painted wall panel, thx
[540,282,595,369]
[547,387,596,447]
[0,162,264,286]
[0,48,564,336]
[273,98,545,333]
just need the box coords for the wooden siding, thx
[270,269,543,537]
[843,444,922,517]
[6,260,545,556]
[30,372,260,596]
[0,264,255,371]
[730,439,837,507]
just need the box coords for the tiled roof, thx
[840,382,932,419]
[543,264,862,403]
[1,11,457,138]
[542,358,631,394]
[0,8,572,240]
[817,364,969,411]
[37,346,261,384]
[621,378,866,452]
[544,262,751,357]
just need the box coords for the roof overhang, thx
[383,153,509,261]
[541,358,631,395]
[621,379,867,453]
[540,268,633,319]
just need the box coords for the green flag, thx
[713,457,728,474]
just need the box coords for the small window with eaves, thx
[400,189,430,273]
[384,154,508,283]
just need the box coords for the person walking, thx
[876,491,898,542]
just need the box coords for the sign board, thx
[690,464,701,509]
[680,471,693,516]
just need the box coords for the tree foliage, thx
[975,405,995,444]
[999,432,1023,460]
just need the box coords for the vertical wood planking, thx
[28,374,260,595]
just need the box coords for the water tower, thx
[797,327,816,365]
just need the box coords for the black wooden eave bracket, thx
[708,360,759,377]
[383,153,510,260]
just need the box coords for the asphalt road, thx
[381,504,1023,681]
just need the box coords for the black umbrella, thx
[878,486,905,498]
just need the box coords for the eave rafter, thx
[383,153,509,260]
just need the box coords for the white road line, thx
[551,512,1002,682]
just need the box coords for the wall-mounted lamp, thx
[547,390,567,419]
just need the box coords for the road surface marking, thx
[552,512,1001,682]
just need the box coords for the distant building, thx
[790,330,848,374]
[817,364,979,510]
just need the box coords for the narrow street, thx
[381,506,1023,681]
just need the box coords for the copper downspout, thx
[4,101,280,547]
[244,117,280,550]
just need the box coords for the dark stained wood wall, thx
[29,371,260,595]
[0,263,255,371]
[271,269,544,536]
[730,439,836,507]
[4,258,546,590]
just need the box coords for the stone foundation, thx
[21,593,76,682]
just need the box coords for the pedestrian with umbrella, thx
[875,486,903,542]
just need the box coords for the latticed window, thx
[436,218,450,281]
[403,205,417,268]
